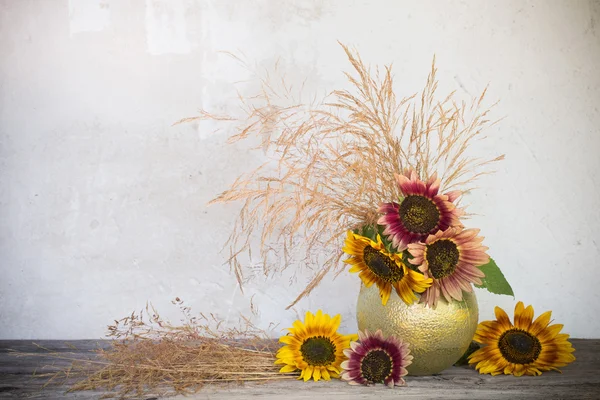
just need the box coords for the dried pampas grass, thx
[179,43,503,308]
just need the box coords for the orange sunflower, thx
[468,302,576,376]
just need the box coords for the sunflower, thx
[275,310,357,381]
[341,329,412,387]
[407,227,488,308]
[468,302,575,376]
[342,231,432,305]
[378,170,463,251]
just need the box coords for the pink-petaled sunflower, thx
[407,227,488,308]
[340,329,412,387]
[468,302,576,376]
[378,169,463,251]
[342,231,432,306]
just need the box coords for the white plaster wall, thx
[1,0,599,339]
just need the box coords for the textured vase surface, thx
[356,284,479,375]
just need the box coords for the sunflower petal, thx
[380,284,392,305]
[530,310,552,335]
[279,364,297,373]
[313,367,321,381]
[303,365,313,381]
[494,306,513,329]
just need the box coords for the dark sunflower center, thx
[399,195,440,234]
[363,246,405,283]
[498,329,542,364]
[361,350,393,383]
[426,239,460,279]
[300,336,336,366]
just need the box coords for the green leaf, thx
[474,258,514,297]
[357,224,377,241]
[376,224,396,250]
[353,224,401,254]
[402,250,421,273]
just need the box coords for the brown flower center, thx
[300,336,337,366]
[426,239,459,279]
[498,329,542,364]
[399,195,440,234]
[361,349,393,383]
[363,246,405,283]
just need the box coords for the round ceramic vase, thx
[356,284,479,375]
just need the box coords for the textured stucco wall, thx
[1,0,599,339]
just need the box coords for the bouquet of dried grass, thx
[181,44,503,308]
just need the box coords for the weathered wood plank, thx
[0,340,598,399]
[174,380,600,400]
[0,340,110,354]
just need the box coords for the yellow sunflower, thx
[342,231,432,305]
[468,301,575,376]
[275,310,357,381]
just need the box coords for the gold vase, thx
[356,284,478,375]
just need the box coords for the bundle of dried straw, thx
[14,300,291,398]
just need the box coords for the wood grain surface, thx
[0,339,598,399]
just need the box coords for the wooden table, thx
[1,340,598,399]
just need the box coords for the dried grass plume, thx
[179,43,503,308]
